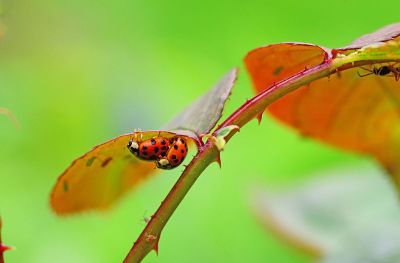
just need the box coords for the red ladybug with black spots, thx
[127,136,170,161]
[156,137,188,170]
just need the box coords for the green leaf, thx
[251,165,400,262]
[164,68,238,135]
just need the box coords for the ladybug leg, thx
[156,158,170,169]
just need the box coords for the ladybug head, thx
[127,139,139,156]
[156,158,171,170]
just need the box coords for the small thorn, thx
[257,113,263,125]
[0,244,13,252]
[153,238,160,255]
[145,235,160,255]
[336,70,342,79]
[215,154,222,168]
[145,236,159,255]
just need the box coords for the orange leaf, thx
[50,69,237,215]
[245,24,400,189]
[50,131,196,215]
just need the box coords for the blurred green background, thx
[0,0,398,262]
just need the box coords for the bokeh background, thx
[0,0,399,262]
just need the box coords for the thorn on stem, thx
[257,113,263,125]
[145,234,160,255]
[0,244,12,253]
[215,154,222,168]
[336,69,342,79]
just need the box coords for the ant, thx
[357,64,400,81]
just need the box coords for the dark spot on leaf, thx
[154,147,159,153]
[273,66,283,76]
[174,145,178,150]
[101,157,113,167]
[172,155,176,160]
[63,181,69,192]
[86,156,96,167]
[151,139,156,145]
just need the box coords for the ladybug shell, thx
[131,137,170,161]
[157,137,188,169]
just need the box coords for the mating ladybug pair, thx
[127,136,188,169]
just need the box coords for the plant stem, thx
[124,56,400,262]
[123,142,219,262]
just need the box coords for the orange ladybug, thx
[156,137,188,169]
[127,137,170,161]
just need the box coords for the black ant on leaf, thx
[357,64,400,81]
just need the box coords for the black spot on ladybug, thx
[161,152,166,157]
[181,150,184,153]
[150,155,156,160]
[101,157,113,167]
[161,140,166,145]
[161,146,167,150]
[151,139,156,145]
[143,146,147,150]
[180,138,185,143]
[174,145,178,150]
[172,155,176,160]
[154,147,159,153]
[142,152,148,156]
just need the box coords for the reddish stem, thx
[124,56,400,262]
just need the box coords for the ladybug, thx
[156,137,188,169]
[127,136,170,161]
